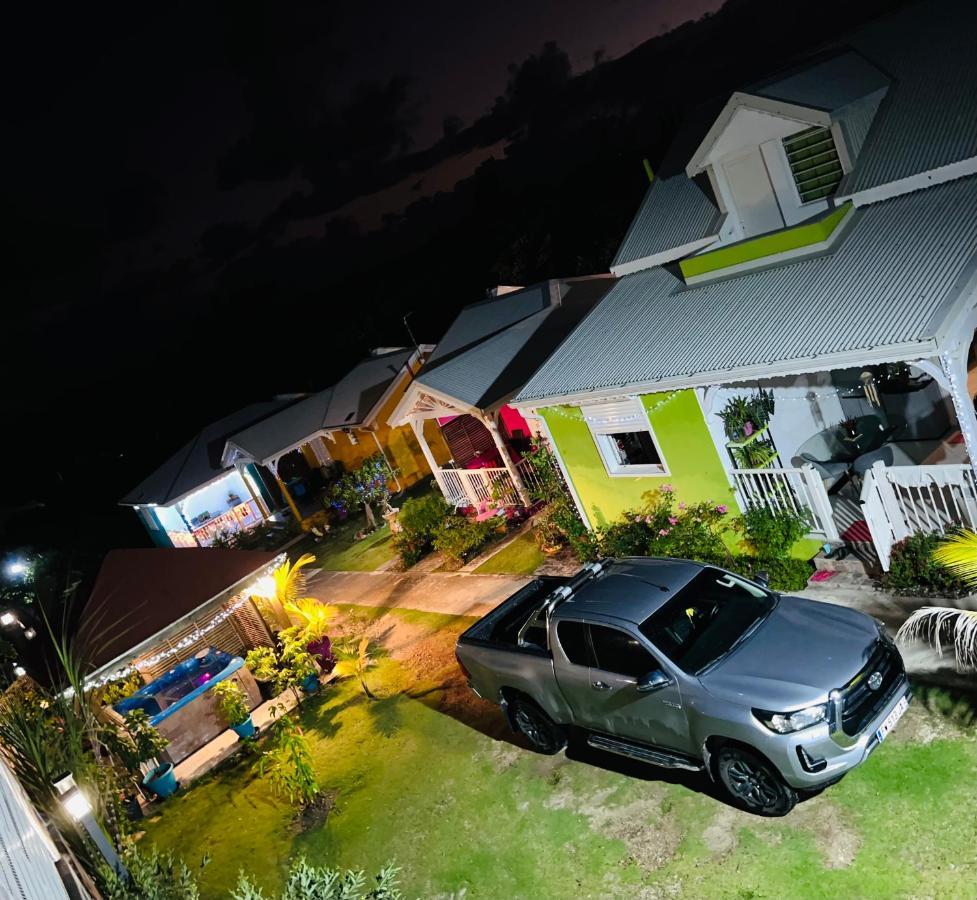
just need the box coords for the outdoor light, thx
[54,772,128,880]
[0,611,15,626]
[13,665,26,678]
[23,627,36,640]
[4,559,28,579]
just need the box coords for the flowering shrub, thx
[328,455,395,524]
[393,493,452,566]
[525,441,598,561]
[599,485,731,561]
[433,516,496,565]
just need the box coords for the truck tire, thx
[509,697,567,755]
[716,746,797,816]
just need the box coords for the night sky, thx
[2,0,901,556]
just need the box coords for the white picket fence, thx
[860,462,977,570]
[731,465,840,541]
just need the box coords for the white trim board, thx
[511,338,940,412]
[837,156,977,207]
[611,234,719,277]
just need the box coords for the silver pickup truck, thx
[456,557,911,815]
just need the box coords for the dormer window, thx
[783,127,843,204]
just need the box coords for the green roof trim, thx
[679,202,853,279]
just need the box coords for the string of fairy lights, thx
[82,558,284,691]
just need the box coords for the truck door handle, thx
[591,680,610,691]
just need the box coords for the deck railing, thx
[860,462,977,570]
[432,457,542,509]
[730,465,839,541]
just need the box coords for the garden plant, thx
[254,706,320,807]
[333,636,377,700]
[895,529,977,669]
[329,454,396,532]
[212,680,252,730]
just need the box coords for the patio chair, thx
[795,452,851,494]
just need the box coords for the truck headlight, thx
[754,703,829,734]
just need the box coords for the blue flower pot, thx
[300,673,320,694]
[231,715,256,739]
[143,763,178,799]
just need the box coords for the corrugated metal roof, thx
[840,0,977,194]
[516,176,977,403]
[225,388,333,464]
[223,350,413,464]
[323,349,412,428]
[750,51,889,112]
[419,310,553,408]
[120,400,294,506]
[416,277,616,409]
[425,285,550,365]
[611,176,722,270]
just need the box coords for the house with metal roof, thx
[512,0,977,570]
[387,277,615,510]
[221,347,452,525]
[120,402,290,548]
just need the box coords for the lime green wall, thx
[679,202,852,279]
[540,389,739,529]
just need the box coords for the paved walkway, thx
[307,568,533,619]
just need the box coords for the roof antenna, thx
[402,311,420,356]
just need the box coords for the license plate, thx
[875,694,909,744]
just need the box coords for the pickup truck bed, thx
[459,576,567,648]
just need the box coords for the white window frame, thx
[582,398,669,478]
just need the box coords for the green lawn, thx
[309,522,397,572]
[141,610,977,899]
[474,530,545,575]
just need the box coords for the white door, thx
[723,149,784,237]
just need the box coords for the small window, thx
[557,621,592,666]
[782,126,843,204]
[589,624,658,679]
[583,399,667,477]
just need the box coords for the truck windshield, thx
[638,568,775,674]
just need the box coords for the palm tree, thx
[333,637,377,700]
[282,597,338,644]
[255,553,318,630]
[895,530,977,669]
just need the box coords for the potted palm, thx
[212,679,255,739]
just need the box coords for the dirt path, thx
[306,568,532,618]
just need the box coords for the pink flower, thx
[668,517,678,525]
[644,516,654,524]
[677,502,686,510]
[660,484,674,494]
[659,528,670,536]
[716,504,728,515]
[633,515,643,523]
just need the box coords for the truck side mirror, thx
[636,669,672,693]
[754,570,770,588]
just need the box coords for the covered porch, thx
[393,387,544,511]
[701,337,977,569]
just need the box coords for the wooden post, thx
[480,413,531,506]
[267,458,303,523]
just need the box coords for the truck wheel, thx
[716,746,797,816]
[509,697,566,755]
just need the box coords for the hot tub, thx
[115,647,261,762]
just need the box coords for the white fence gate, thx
[731,465,839,541]
[860,462,977,570]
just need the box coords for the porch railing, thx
[731,466,839,541]
[860,462,977,570]
[433,466,519,507]
[433,457,542,509]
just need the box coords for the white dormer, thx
[688,95,849,242]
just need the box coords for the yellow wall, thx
[306,371,451,491]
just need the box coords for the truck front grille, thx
[839,640,904,737]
